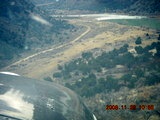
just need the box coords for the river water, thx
[52,13,160,29]
[52,13,146,21]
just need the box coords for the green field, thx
[108,18,160,30]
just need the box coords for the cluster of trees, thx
[135,37,142,44]
[54,44,131,76]
[66,75,120,97]
[53,40,160,97]
[55,41,160,77]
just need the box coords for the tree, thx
[106,76,119,91]
[43,77,53,82]
[85,73,97,86]
[155,42,160,57]
[82,52,93,60]
[53,72,62,78]
[146,33,149,36]
[158,34,160,40]
[151,42,157,49]
[135,46,144,54]
[57,64,63,70]
[117,52,135,68]
[135,68,144,78]
[135,37,142,44]
[128,77,137,88]
[65,83,74,90]
[121,74,132,84]
[118,44,129,53]
[145,74,160,85]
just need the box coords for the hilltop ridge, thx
[33,0,160,15]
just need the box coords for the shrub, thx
[53,72,62,78]
[135,37,142,44]
[43,77,53,82]
[135,46,144,54]
[158,34,160,40]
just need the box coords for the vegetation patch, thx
[107,18,160,30]
[52,37,160,120]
